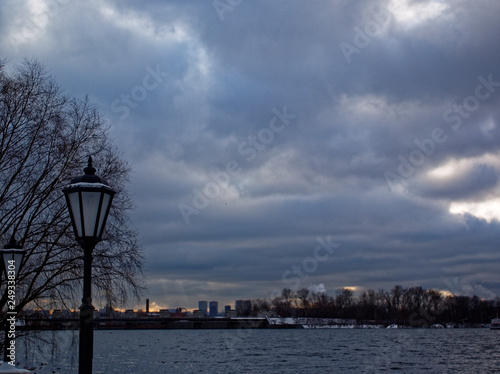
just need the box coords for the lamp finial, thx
[84,156,96,175]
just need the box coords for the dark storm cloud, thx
[1,0,500,308]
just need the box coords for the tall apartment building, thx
[209,301,218,317]
[198,300,208,316]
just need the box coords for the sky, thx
[1,0,500,311]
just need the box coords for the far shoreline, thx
[17,316,498,331]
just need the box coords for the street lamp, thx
[63,157,116,374]
[1,237,29,374]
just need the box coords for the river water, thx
[14,328,500,373]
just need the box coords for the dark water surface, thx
[16,328,500,373]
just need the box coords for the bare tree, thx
[0,58,144,317]
[251,298,270,314]
[296,288,310,309]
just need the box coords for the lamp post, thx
[63,157,116,374]
[1,237,30,373]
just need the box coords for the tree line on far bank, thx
[239,286,500,326]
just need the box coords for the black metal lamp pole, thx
[63,157,115,374]
[79,241,96,374]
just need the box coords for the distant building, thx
[235,300,252,316]
[209,301,218,317]
[170,307,189,317]
[193,310,204,318]
[159,309,170,318]
[199,301,208,316]
[224,305,231,313]
[225,309,237,318]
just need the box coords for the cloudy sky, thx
[2,0,500,310]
